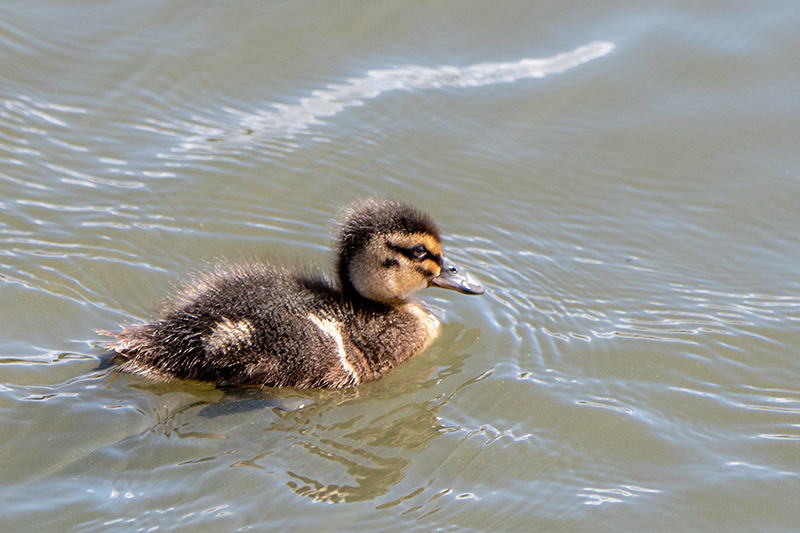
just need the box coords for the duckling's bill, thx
[430,256,484,295]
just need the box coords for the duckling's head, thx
[336,199,484,305]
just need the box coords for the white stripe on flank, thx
[307,313,359,384]
[203,317,255,354]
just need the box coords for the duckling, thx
[102,199,484,389]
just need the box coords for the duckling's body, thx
[104,199,483,389]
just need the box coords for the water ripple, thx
[478,242,800,353]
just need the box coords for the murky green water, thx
[2,0,800,531]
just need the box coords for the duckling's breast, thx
[333,301,441,380]
[399,302,441,352]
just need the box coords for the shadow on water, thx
[201,324,481,504]
[13,324,484,506]
[268,364,488,504]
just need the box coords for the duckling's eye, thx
[410,245,427,259]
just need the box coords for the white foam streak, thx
[158,41,615,156]
[252,41,614,132]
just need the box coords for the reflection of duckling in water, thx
[102,199,484,389]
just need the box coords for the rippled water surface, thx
[2,0,800,531]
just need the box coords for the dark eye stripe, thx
[386,242,440,262]
[414,266,436,277]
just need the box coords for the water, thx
[2,0,800,531]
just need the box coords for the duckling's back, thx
[108,262,440,388]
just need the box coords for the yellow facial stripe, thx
[421,257,441,276]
